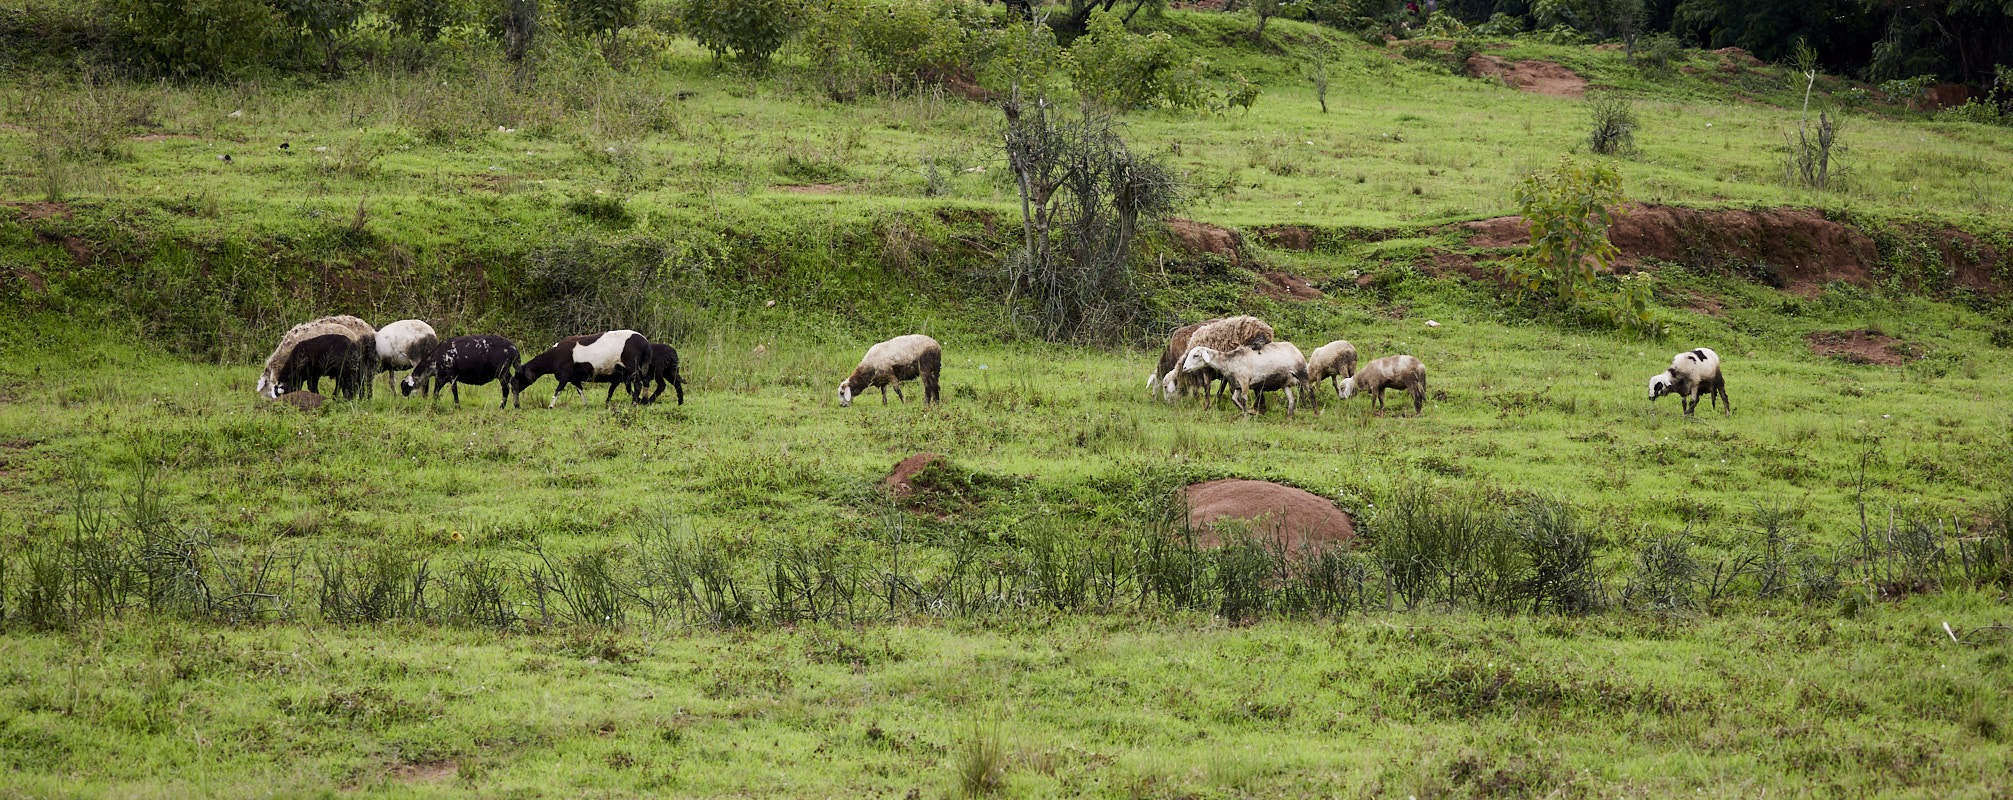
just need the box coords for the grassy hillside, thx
[2,6,2012,796]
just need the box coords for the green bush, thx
[558,0,638,51]
[1634,33,1680,79]
[1586,93,1638,155]
[105,0,285,78]
[679,0,799,66]
[1937,99,2007,126]
[1066,12,1206,111]
[381,0,468,41]
[1502,156,1625,304]
[796,0,987,100]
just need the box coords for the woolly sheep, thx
[1647,347,1730,416]
[1306,340,1359,401]
[1151,319,1219,402]
[514,330,652,407]
[375,319,439,391]
[401,335,521,409]
[1179,341,1311,418]
[1340,354,1428,416]
[1164,316,1275,405]
[257,315,376,399]
[839,334,941,407]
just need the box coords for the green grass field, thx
[2,4,2012,796]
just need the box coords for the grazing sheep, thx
[839,334,941,407]
[1179,342,1311,418]
[641,343,686,405]
[1151,318,1219,401]
[375,319,439,391]
[1306,340,1360,401]
[257,315,376,398]
[1647,347,1730,416]
[400,335,522,409]
[273,333,374,399]
[1340,354,1428,415]
[514,330,652,407]
[1160,316,1276,405]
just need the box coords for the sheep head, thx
[838,382,856,407]
[1339,376,1357,399]
[1179,346,1220,374]
[1647,371,1674,401]
[399,375,421,397]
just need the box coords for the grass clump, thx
[1586,93,1638,156]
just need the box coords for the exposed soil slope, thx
[1182,479,1355,551]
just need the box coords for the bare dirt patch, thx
[2,201,72,222]
[1251,225,1315,250]
[779,183,846,194]
[882,452,945,498]
[1807,330,1912,366]
[1164,217,1244,265]
[1451,205,1885,295]
[1257,272,1324,301]
[389,762,457,783]
[275,391,327,411]
[1182,479,1355,551]
[1466,56,1587,98]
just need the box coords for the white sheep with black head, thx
[1647,347,1730,416]
[839,334,941,407]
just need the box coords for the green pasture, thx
[2,5,2012,796]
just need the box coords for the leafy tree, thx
[1067,12,1207,110]
[559,0,637,53]
[106,0,283,78]
[1503,156,1625,304]
[273,0,367,73]
[382,0,467,42]
[680,0,799,67]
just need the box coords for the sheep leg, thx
[880,385,890,405]
[451,381,461,407]
[1284,386,1296,419]
[895,384,907,403]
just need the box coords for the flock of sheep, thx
[256,316,684,408]
[255,314,1729,418]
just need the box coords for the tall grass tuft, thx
[954,722,1008,797]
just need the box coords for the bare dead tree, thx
[999,87,1182,344]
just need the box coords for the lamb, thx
[272,333,374,400]
[513,330,652,407]
[1306,340,1359,401]
[641,343,686,405]
[1159,316,1275,405]
[1339,354,1428,415]
[838,334,941,407]
[1179,341,1311,418]
[1647,347,1730,416]
[400,335,522,409]
[374,319,439,391]
[257,315,376,398]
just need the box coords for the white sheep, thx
[839,334,941,407]
[1647,347,1730,416]
[1306,340,1359,402]
[375,319,439,392]
[1160,316,1275,405]
[1179,342,1311,418]
[257,315,376,398]
[1340,354,1428,416]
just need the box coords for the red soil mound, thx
[1183,479,1355,551]
[1466,56,1587,98]
[1257,272,1324,301]
[1164,218,1243,265]
[882,452,944,498]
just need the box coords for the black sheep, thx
[640,343,686,405]
[400,335,523,409]
[274,333,374,400]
